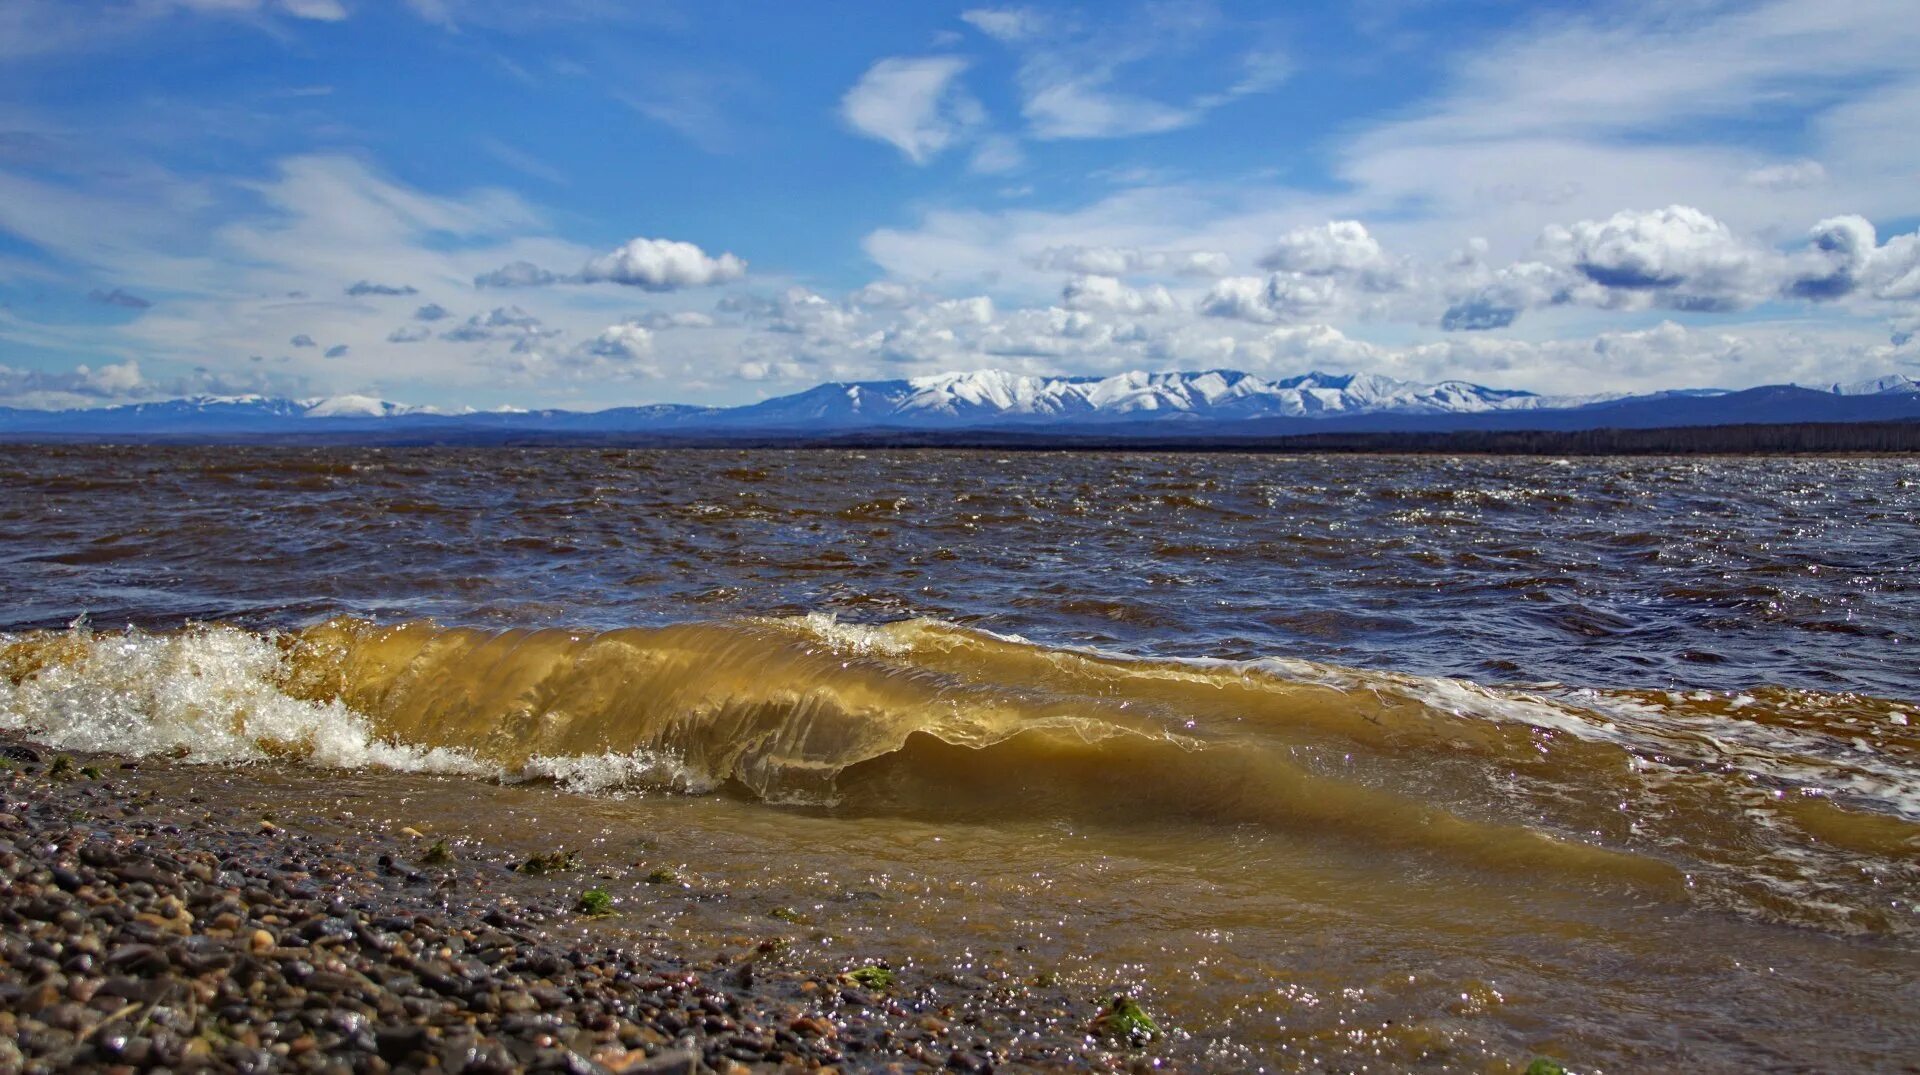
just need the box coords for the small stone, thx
[249,930,276,955]
[619,1048,701,1075]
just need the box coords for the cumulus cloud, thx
[501,322,660,381]
[736,359,809,383]
[1544,205,1776,309]
[1864,231,1920,301]
[1438,207,1920,328]
[441,305,558,350]
[290,333,316,347]
[345,280,418,297]
[88,287,152,309]
[387,325,431,343]
[847,281,921,308]
[1788,215,1878,300]
[1257,221,1387,276]
[580,322,653,361]
[1200,274,1342,323]
[473,260,561,288]
[413,303,451,321]
[468,238,746,294]
[1439,301,1517,332]
[0,359,147,404]
[577,237,746,290]
[324,344,349,358]
[1441,262,1568,331]
[1060,274,1176,315]
[840,56,983,164]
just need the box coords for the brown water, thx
[3,446,1918,1070]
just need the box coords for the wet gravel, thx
[0,734,1153,1074]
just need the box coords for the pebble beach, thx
[0,733,1147,1075]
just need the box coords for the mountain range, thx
[2,369,1918,441]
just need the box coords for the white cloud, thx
[577,322,653,362]
[1543,205,1776,309]
[711,268,1916,397]
[1023,79,1194,140]
[474,260,561,288]
[1061,274,1175,315]
[273,0,347,20]
[441,306,558,351]
[1440,262,1564,331]
[0,0,351,59]
[960,5,1288,141]
[840,56,982,164]
[847,280,920,308]
[0,358,147,406]
[1201,274,1341,323]
[967,134,1025,175]
[635,310,717,329]
[345,280,419,297]
[577,237,746,290]
[1742,160,1828,191]
[958,8,1044,42]
[1258,221,1387,276]
[1033,245,1231,277]
[1437,207,1920,327]
[1867,232,1920,302]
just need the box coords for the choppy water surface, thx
[3,445,1918,1070]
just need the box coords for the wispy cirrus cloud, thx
[840,56,984,164]
[959,4,1290,140]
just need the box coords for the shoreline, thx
[0,732,1152,1074]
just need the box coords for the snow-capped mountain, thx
[299,394,436,419]
[1820,374,1920,396]
[1,368,1916,439]
[716,369,1558,427]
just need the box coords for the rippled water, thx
[2,446,1917,1070]
[5,447,1917,696]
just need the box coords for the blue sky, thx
[0,0,1915,410]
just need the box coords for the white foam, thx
[518,750,714,795]
[0,623,485,777]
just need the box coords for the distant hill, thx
[2,369,1918,443]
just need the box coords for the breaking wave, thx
[3,614,1916,935]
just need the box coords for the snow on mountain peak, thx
[1822,375,1920,396]
[302,394,418,419]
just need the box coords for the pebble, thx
[0,731,1119,1074]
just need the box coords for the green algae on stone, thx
[422,838,453,865]
[515,849,579,876]
[644,866,680,884]
[1092,994,1161,1045]
[576,888,616,917]
[1525,1059,1569,1075]
[844,965,896,990]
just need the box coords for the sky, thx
[0,0,1916,411]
